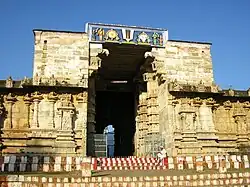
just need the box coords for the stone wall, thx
[0,89,88,155]
[1,26,250,158]
[33,30,89,87]
[152,41,214,86]
[166,84,250,156]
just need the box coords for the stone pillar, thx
[233,102,248,143]
[142,72,160,157]
[76,92,88,156]
[87,45,109,156]
[178,98,202,155]
[55,94,76,154]
[0,101,5,128]
[87,75,96,156]
[204,98,217,132]
[31,92,43,128]
[23,94,32,128]
[135,88,148,156]
[195,97,216,132]
[47,92,58,129]
[4,93,16,129]
[195,97,218,154]
[144,73,159,135]
[223,101,233,133]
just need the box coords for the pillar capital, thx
[142,72,156,82]
[31,91,43,101]
[23,94,32,105]
[89,47,110,77]
[76,92,88,103]
[47,92,58,102]
[5,93,16,103]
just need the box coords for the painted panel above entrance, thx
[85,23,168,47]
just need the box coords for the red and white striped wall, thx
[0,154,249,172]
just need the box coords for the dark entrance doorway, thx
[93,43,151,157]
[95,91,135,156]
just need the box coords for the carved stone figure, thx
[78,75,88,87]
[197,80,206,92]
[60,94,73,107]
[169,79,182,91]
[47,92,58,101]
[20,76,31,87]
[211,82,220,92]
[6,76,13,88]
[205,98,216,105]
[76,92,88,102]
[180,112,196,131]
[228,88,235,96]
[49,74,57,86]
[193,97,202,105]
[223,100,232,109]
[33,73,41,85]
[234,115,247,134]
[61,110,75,130]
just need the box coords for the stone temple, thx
[0,23,250,157]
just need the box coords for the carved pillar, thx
[143,73,159,135]
[4,93,16,129]
[196,97,216,132]
[55,94,76,154]
[76,92,88,129]
[177,98,202,155]
[0,101,4,151]
[136,87,148,156]
[205,98,216,132]
[88,45,109,156]
[31,92,43,128]
[223,101,233,133]
[193,97,203,131]
[233,101,248,143]
[76,92,88,156]
[0,101,5,129]
[87,75,96,156]
[23,94,32,128]
[87,76,96,134]
[47,92,58,129]
[194,97,218,154]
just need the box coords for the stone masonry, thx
[0,23,250,156]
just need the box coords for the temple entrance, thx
[95,91,135,156]
[93,43,151,157]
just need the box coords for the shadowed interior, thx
[94,43,151,156]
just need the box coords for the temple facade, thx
[0,23,250,156]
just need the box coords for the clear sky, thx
[1,0,249,89]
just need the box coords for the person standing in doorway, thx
[157,146,167,166]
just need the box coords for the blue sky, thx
[1,0,249,89]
